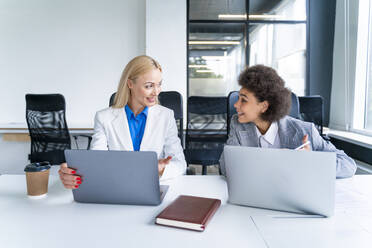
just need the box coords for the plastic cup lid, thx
[24,161,51,172]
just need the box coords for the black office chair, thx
[298,95,325,136]
[158,91,184,147]
[185,96,227,175]
[109,92,116,107]
[25,94,91,165]
[227,91,239,135]
[289,92,301,119]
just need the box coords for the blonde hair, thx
[112,55,162,108]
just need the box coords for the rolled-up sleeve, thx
[160,110,186,181]
[310,124,356,178]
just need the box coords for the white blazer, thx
[90,104,186,180]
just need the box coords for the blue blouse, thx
[124,105,148,151]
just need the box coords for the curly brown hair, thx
[238,65,291,122]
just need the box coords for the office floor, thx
[189,164,220,175]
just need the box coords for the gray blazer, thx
[219,115,357,178]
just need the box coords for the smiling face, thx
[127,68,162,108]
[234,87,269,124]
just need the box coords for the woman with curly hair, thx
[220,65,356,178]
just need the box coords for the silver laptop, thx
[64,150,168,206]
[223,146,336,217]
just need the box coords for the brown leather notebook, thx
[155,195,221,231]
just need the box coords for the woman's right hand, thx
[158,156,172,177]
[58,163,82,189]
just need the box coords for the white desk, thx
[1,175,372,248]
[0,123,94,134]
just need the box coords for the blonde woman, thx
[59,55,186,189]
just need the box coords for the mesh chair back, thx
[298,95,324,136]
[185,96,227,174]
[187,96,227,131]
[186,96,227,149]
[159,91,184,147]
[159,91,183,119]
[289,92,301,119]
[188,96,227,115]
[227,91,239,135]
[25,94,71,164]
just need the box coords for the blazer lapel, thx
[112,108,134,151]
[239,122,260,147]
[140,105,157,151]
[278,117,302,149]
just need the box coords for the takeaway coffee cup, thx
[24,162,51,198]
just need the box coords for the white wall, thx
[0,136,31,174]
[0,0,146,128]
[0,0,187,174]
[145,0,187,125]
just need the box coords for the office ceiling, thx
[189,23,245,51]
[189,0,283,20]
[188,0,290,53]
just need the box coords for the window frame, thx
[352,0,372,136]
[187,0,309,98]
